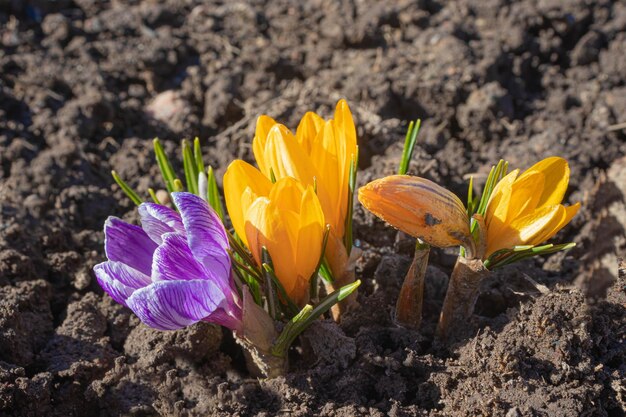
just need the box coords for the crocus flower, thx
[358,175,475,253]
[93,192,242,331]
[484,156,580,257]
[224,161,325,305]
[251,100,358,278]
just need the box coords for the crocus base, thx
[324,269,358,321]
[324,246,362,321]
[236,335,288,378]
[436,256,488,341]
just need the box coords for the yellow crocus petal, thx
[275,208,301,298]
[296,111,324,154]
[486,205,562,256]
[244,197,299,295]
[523,205,566,247]
[506,170,545,222]
[358,175,471,249]
[244,196,271,267]
[223,160,272,245]
[333,99,357,223]
[252,115,278,176]
[295,186,325,289]
[484,169,519,245]
[269,177,305,213]
[263,124,318,185]
[333,99,357,159]
[560,202,580,230]
[310,121,343,234]
[520,156,570,208]
[268,179,324,294]
[485,169,519,229]
[532,202,580,246]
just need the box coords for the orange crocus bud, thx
[358,175,474,252]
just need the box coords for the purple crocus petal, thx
[138,203,185,244]
[203,308,242,332]
[93,261,151,306]
[171,192,231,280]
[126,279,241,330]
[152,233,207,282]
[104,217,158,276]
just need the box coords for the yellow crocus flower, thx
[251,100,358,279]
[223,160,273,247]
[224,161,325,305]
[484,156,580,257]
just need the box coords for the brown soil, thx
[1,1,625,416]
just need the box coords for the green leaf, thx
[262,247,280,321]
[182,139,199,195]
[514,245,536,252]
[231,262,262,305]
[260,256,299,319]
[111,170,143,206]
[271,280,362,357]
[484,242,576,270]
[148,188,161,204]
[226,230,259,279]
[309,224,331,301]
[173,178,184,192]
[318,258,334,283]
[193,137,205,175]
[398,119,421,175]
[479,160,508,215]
[229,250,263,282]
[344,149,358,255]
[207,166,225,221]
[271,305,313,358]
[470,160,509,236]
[466,175,474,217]
[153,138,177,193]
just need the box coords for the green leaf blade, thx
[111,170,142,206]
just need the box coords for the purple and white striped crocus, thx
[93,192,242,331]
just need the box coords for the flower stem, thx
[394,241,430,329]
[322,232,361,321]
[436,257,488,340]
[324,271,358,321]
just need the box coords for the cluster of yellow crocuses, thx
[224,100,358,306]
[221,97,579,333]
